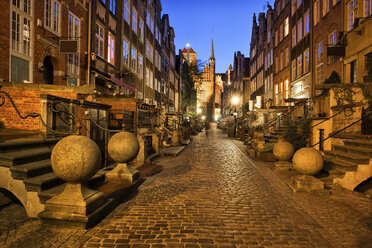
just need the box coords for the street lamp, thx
[231,96,240,106]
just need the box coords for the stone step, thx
[324,150,370,165]
[9,159,52,180]
[333,144,372,158]
[333,133,372,141]
[23,172,64,192]
[343,139,372,149]
[38,168,110,203]
[0,147,53,167]
[0,138,59,153]
[324,154,359,171]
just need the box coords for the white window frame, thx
[123,0,129,23]
[132,8,137,33]
[95,23,104,58]
[108,33,115,65]
[10,0,33,83]
[131,47,137,71]
[67,11,80,86]
[284,17,289,36]
[122,38,129,66]
[316,41,324,86]
[138,53,143,76]
[45,0,61,35]
[139,17,144,42]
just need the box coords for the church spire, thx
[210,39,215,60]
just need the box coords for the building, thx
[289,0,312,100]
[273,0,291,107]
[0,0,180,133]
[199,40,217,121]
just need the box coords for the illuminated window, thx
[108,33,115,64]
[284,17,289,36]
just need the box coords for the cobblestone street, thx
[1,126,372,248]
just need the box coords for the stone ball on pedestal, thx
[293,147,324,175]
[273,140,294,161]
[108,131,140,163]
[51,135,101,182]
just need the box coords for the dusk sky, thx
[161,0,275,73]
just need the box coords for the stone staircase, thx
[264,126,286,144]
[0,138,109,218]
[317,134,372,190]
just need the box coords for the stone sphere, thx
[293,147,324,175]
[108,131,140,163]
[273,140,294,161]
[51,135,101,182]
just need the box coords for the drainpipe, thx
[86,0,92,88]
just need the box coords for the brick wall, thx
[0,1,10,82]
[1,87,77,130]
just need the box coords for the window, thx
[155,26,159,42]
[298,19,303,41]
[267,31,271,43]
[286,47,290,66]
[275,56,279,73]
[45,0,61,34]
[109,0,115,15]
[316,41,324,86]
[146,10,154,33]
[304,48,310,73]
[108,33,115,64]
[348,0,358,31]
[139,18,144,42]
[123,38,129,65]
[123,0,129,23]
[275,30,278,47]
[298,0,303,7]
[350,60,357,82]
[297,55,303,77]
[275,84,279,105]
[132,8,137,33]
[292,59,297,80]
[149,70,153,88]
[145,67,150,86]
[145,40,153,62]
[328,30,337,63]
[131,48,137,71]
[366,0,372,16]
[280,24,284,41]
[67,12,80,86]
[285,80,290,100]
[95,23,104,58]
[280,52,284,71]
[284,17,289,36]
[314,0,320,25]
[292,0,297,14]
[292,26,297,47]
[304,11,310,35]
[138,54,143,76]
[11,0,32,83]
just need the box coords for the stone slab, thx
[289,175,325,193]
[161,146,186,157]
[274,161,294,171]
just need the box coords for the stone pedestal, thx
[105,163,139,184]
[40,183,110,228]
[289,175,325,192]
[274,161,294,171]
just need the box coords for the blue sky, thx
[161,0,275,73]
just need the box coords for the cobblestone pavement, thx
[1,125,372,248]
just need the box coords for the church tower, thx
[207,39,216,121]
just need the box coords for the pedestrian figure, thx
[205,121,210,136]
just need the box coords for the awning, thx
[110,76,136,94]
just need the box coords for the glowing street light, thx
[197,108,202,114]
[231,96,240,105]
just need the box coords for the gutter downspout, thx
[87,0,92,88]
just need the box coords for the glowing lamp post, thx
[231,96,240,116]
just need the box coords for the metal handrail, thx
[311,105,372,147]
[310,109,344,129]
